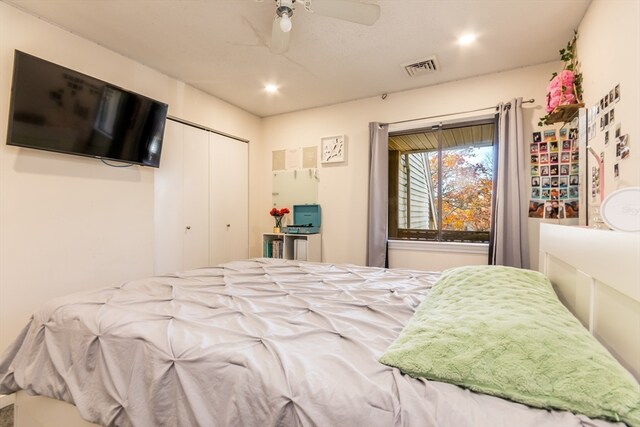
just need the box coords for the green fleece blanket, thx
[380,266,640,426]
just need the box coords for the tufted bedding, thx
[0,259,626,427]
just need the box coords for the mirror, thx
[272,169,318,208]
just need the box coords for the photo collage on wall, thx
[598,84,630,186]
[528,128,579,219]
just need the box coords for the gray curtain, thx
[489,98,530,268]
[367,122,389,267]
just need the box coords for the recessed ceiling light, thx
[458,33,477,46]
[264,84,278,93]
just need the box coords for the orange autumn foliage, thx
[428,149,493,232]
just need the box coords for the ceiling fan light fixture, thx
[280,12,292,32]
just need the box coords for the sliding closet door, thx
[182,126,210,270]
[209,132,249,264]
[155,120,210,274]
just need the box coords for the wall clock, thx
[321,135,346,164]
[600,187,640,232]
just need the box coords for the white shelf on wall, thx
[262,233,321,262]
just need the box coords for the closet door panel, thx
[154,120,184,275]
[182,126,211,270]
[209,133,248,264]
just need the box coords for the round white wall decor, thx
[600,187,640,232]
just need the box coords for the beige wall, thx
[259,62,560,269]
[577,0,640,201]
[0,3,261,351]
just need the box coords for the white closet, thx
[154,119,248,275]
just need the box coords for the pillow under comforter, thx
[380,265,640,426]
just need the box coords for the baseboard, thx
[0,394,15,409]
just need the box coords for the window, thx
[388,119,495,243]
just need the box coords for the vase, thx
[273,215,283,233]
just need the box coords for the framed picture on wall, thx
[321,135,346,164]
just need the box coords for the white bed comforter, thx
[0,259,623,427]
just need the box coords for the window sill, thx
[388,239,489,254]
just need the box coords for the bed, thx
[0,223,638,427]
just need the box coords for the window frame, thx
[388,116,497,244]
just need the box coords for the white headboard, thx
[539,223,640,379]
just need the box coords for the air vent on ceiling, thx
[402,57,439,77]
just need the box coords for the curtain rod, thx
[384,98,535,126]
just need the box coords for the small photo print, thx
[565,200,579,218]
[531,176,541,187]
[568,128,578,140]
[600,97,605,110]
[559,128,567,139]
[550,164,559,175]
[550,153,559,163]
[549,141,559,152]
[609,108,615,123]
[604,94,609,109]
[532,165,541,176]
[572,139,579,152]
[558,176,568,187]
[540,165,549,176]
[542,189,551,199]
[571,163,579,174]
[541,177,551,188]
[615,123,621,139]
[551,177,559,187]
[605,130,610,145]
[540,153,550,163]
[568,186,578,198]
[559,188,568,199]
[531,154,539,164]
[618,135,630,159]
[571,151,579,162]
[531,187,541,198]
[559,164,570,175]
[604,111,609,127]
[529,200,545,218]
[609,88,615,104]
[543,200,565,219]
[543,129,557,142]
[569,174,579,185]
[560,152,570,163]
[533,132,542,142]
[562,140,571,151]
[614,163,620,179]
[600,115,605,130]
[614,84,620,102]
[530,143,539,154]
[539,142,548,153]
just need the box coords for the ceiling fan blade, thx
[309,0,380,26]
[271,17,290,54]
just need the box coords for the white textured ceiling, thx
[3,0,591,117]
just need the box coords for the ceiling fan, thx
[265,0,381,53]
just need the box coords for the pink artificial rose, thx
[561,94,576,105]
[560,70,575,86]
[549,87,562,98]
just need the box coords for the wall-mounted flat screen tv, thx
[6,50,168,168]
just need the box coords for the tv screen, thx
[6,51,168,168]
